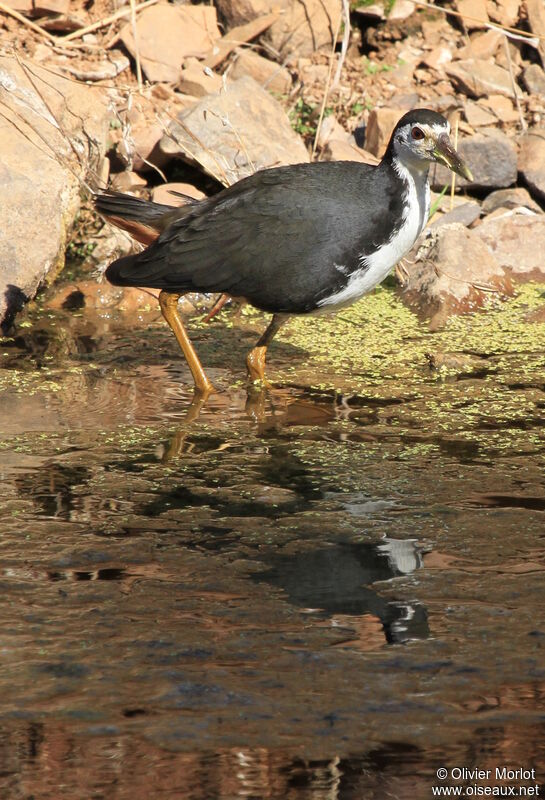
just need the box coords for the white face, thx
[393,120,451,167]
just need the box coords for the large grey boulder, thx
[432,129,517,191]
[159,76,309,185]
[0,55,109,328]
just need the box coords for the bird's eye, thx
[411,127,425,140]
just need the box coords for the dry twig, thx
[331,0,351,91]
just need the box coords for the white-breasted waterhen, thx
[95,109,472,395]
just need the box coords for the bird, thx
[95,108,472,396]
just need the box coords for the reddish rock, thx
[464,100,497,127]
[6,0,33,12]
[215,0,274,27]
[457,29,502,59]
[33,0,69,15]
[229,50,292,94]
[322,139,379,164]
[216,0,340,58]
[518,129,545,201]
[526,0,545,67]
[446,58,520,98]
[482,94,519,123]
[179,58,222,98]
[486,0,520,27]
[475,212,545,282]
[481,187,542,214]
[421,46,452,71]
[316,114,350,149]
[119,4,221,83]
[455,0,489,29]
[46,281,158,316]
[152,183,206,205]
[364,108,401,157]
[109,171,147,192]
[402,224,513,329]
[523,63,545,97]
[267,0,341,58]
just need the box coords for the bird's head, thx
[387,109,473,181]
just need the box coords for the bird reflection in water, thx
[253,538,429,647]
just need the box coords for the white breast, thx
[318,160,430,310]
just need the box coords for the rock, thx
[464,100,497,127]
[204,14,280,70]
[113,90,188,174]
[388,60,417,88]
[524,304,545,323]
[266,0,341,58]
[252,485,298,506]
[215,0,274,28]
[315,115,350,149]
[119,4,221,83]
[353,0,414,19]
[432,130,517,191]
[364,108,401,157]
[517,129,545,201]
[481,187,542,214]
[482,94,519,123]
[216,0,341,58]
[88,228,135,268]
[389,0,416,19]
[522,63,545,97]
[0,55,109,328]
[33,0,69,15]
[7,0,32,11]
[61,52,130,82]
[160,76,309,184]
[152,183,206,205]
[429,201,481,229]
[109,171,147,192]
[179,58,223,98]
[322,139,379,164]
[229,50,292,94]
[46,280,158,316]
[455,0,489,29]
[421,46,452,71]
[475,211,545,281]
[402,224,513,329]
[526,0,545,67]
[457,29,502,60]
[486,0,520,27]
[445,58,520,98]
[426,351,487,372]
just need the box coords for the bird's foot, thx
[246,346,272,387]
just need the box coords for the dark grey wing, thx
[107,162,398,313]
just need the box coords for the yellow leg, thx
[246,346,268,383]
[246,313,288,384]
[159,290,214,395]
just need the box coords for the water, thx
[0,284,544,798]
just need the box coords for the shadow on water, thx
[1,290,545,797]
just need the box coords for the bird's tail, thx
[94,190,179,245]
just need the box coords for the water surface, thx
[0,284,544,798]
